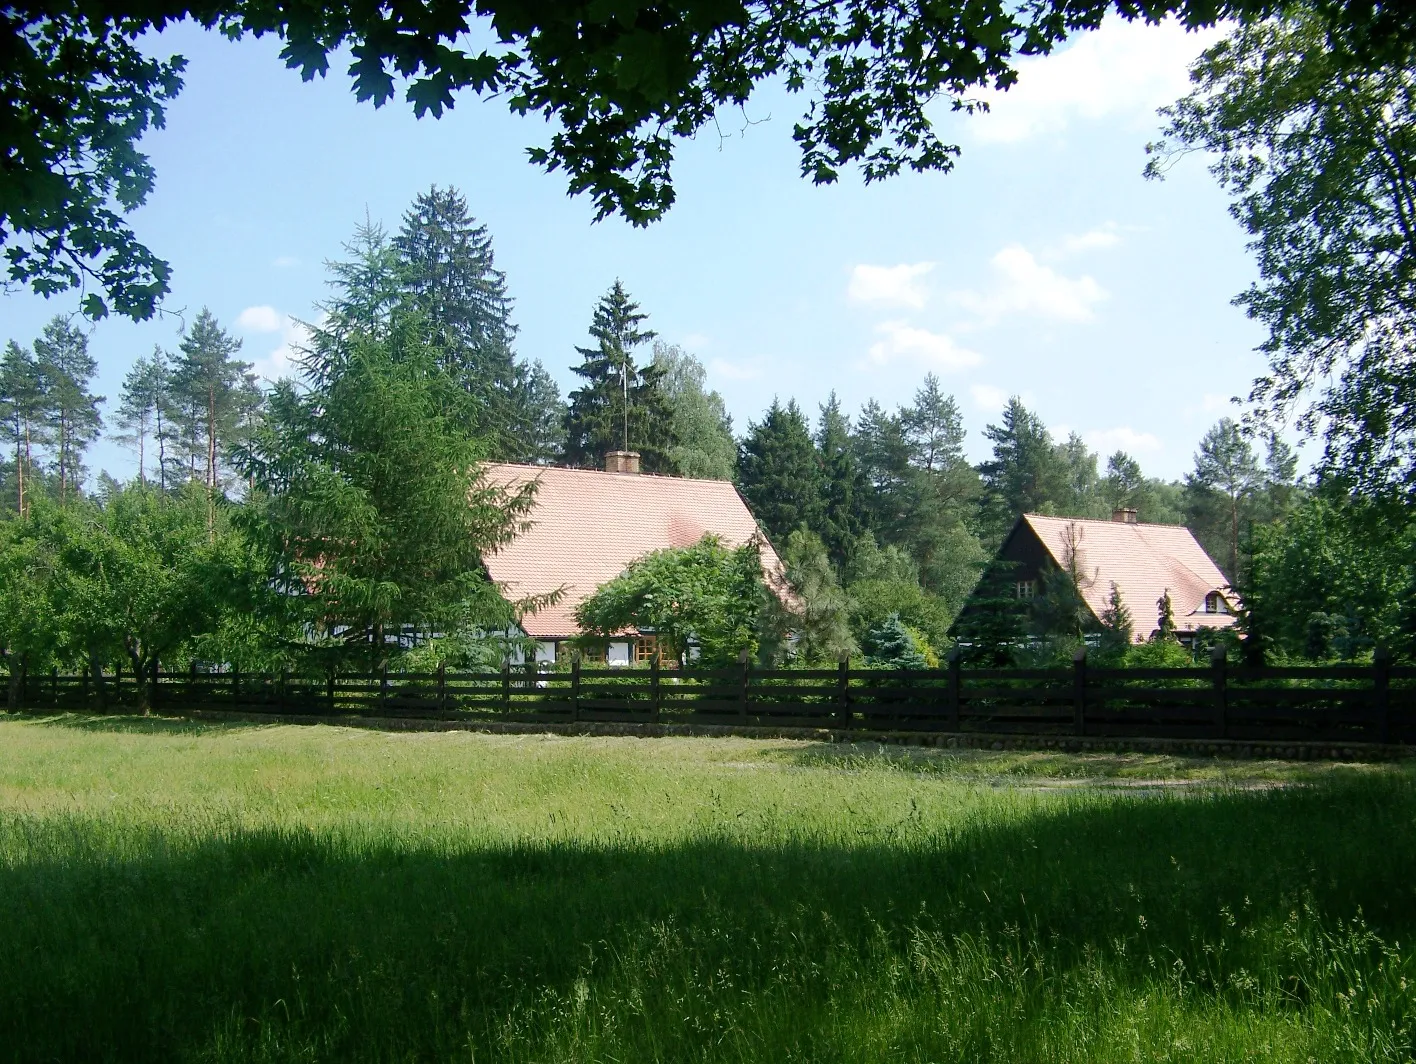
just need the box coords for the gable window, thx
[1015,580,1036,601]
[1204,592,1229,614]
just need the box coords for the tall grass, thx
[1,717,1413,1062]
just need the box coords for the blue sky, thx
[2,16,1279,484]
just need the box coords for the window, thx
[635,637,660,664]
[1204,592,1229,615]
[1015,580,1036,601]
[578,643,605,664]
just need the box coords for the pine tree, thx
[853,399,917,544]
[736,398,822,544]
[562,281,675,471]
[1185,417,1262,581]
[0,341,49,517]
[1155,589,1177,642]
[901,374,966,473]
[815,394,867,566]
[169,309,256,521]
[1102,450,1145,512]
[32,316,103,503]
[115,348,171,487]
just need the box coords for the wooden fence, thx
[6,650,1416,746]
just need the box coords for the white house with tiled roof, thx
[481,452,785,664]
[981,509,1240,642]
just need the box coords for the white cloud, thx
[949,244,1107,326]
[1084,426,1163,454]
[247,314,314,384]
[866,321,982,372]
[969,18,1225,144]
[848,262,936,310]
[1058,224,1122,255]
[236,305,283,333]
[709,357,762,381]
[969,384,1010,415]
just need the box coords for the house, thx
[480,451,785,664]
[963,508,1240,643]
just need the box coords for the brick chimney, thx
[1111,507,1138,524]
[604,450,641,474]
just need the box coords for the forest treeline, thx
[2,187,1413,692]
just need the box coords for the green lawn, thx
[2,716,1414,1062]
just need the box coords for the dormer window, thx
[1204,592,1230,614]
[1015,580,1036,601]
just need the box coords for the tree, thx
[1185,417,1262,581]
[114,348,171,487]
[508,360,566,465]
[0,340,48,517]
[575,534,765,667]
[1155,590,1177,642]
[1029,520,1098,644]
[736,399,822,545]
[862,614,929,671]
[1150,6,1416,501]
[12,3,1414,321]
[241,309,532,668]
[774,528,856,664]
[170,309,259,523]
[562,281,676,471]
[1097,581,1134,660]
[393,185,528,454]
[979,397,1063,538]
[652,341,736,480]
[815,394,867,565]
[901,374,965,474]
[32,315,103,503]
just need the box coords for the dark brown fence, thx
[6,651,1416,746]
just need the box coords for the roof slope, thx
[1020,514,1238,636]
[481,463,782,639]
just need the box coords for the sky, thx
[2,15,1281,485]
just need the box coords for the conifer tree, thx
[1155,589,1177,642]
[508,360,566,464]
[815,394,867,566]
[979,397,1063,537]
[863,613,929,670]
[169,309,257,521]
[562,281,675,471]
[736,398,822,545]
[115,348,171,487]
[853,399,917,543]
[1098,581,1134,659]
[33,316,103,503]
[0,341,48,517]
[1185,417,1262,580]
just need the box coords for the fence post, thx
[327,664,336,715]
[738,648,751,724]
[501,662,511,714]
[189,660,197,706]
[1211,645,1228,740]
[1375,645,1392,744]
[837,654,851,730]
[651,653,661,725]
[232,664,241,708]
[570,655,581,724]
[20,657,28,710]
[1072,647,1087,737]
[51,666,58,708]
[947,649,961,732]
[151,657,160,711]
[437,659,447,715]
[380,663,389,713]
[278,667,288,713]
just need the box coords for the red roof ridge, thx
[481,461,737,488]
[1021,512,1191,531]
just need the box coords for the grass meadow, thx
[2,716,1414,1062]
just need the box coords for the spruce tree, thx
[508,360,566,464]
[863,613,929,670]
[815,393,867,566]
[0,341,49,517]
[562,281,675,471]
[853,399,917,543]
[979,397,1064,539]
[393,186,530,454]
[736,398,822,544]
[32,316,103,503]
[1098,581,1134,660]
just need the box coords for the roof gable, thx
[480,464,782,638]
[1020,513,1237,636]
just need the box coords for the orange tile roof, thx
[481,464,785,639]
[1020,514,1239,639]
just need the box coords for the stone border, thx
[173,708,1416,763]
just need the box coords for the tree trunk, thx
[4,651,17,711]
[89,651,107,711]
[1230,495,1239,583]
[207,383,217,535]
[127,646,149,714]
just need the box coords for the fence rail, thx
[5,652,1415,746]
